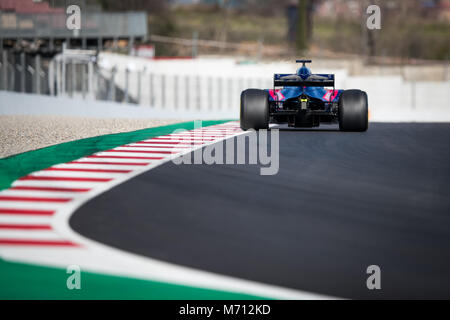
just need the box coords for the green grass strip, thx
[0,120,231,191]
[0,258,267,300]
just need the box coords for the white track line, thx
[0,215,53,224]
[52,163,148,171]
[12,180,111,188]
[94,151,173,158]
[28,170,129,178]
[0,230,63,240]
[113,147,189,152]
[75,157,155,164]
[0,190,89,198]
[0,202,67,210]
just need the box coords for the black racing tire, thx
[240,89,269,131]
[338,89,369,132]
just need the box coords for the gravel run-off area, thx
[0,115,184,158]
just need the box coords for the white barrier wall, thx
[97,53,450,121]
[345,76,450,122]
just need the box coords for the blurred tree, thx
[238,0,296,16]
[286,1,298,46]
[296,0,309,51]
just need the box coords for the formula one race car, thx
[240,60,368,131]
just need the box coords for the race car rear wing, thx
[274,73,335,87]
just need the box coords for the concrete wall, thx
[0,91,236,120]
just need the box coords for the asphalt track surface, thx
[70,123,450,299]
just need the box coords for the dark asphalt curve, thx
[70,123,450,299]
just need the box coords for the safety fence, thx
[0,51,49,94]
[0,49,273,111]
[98,67,273,111]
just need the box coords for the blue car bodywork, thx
[264,60,343,126]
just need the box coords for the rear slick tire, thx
[338,89,368,132]
[240,89,269,131]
